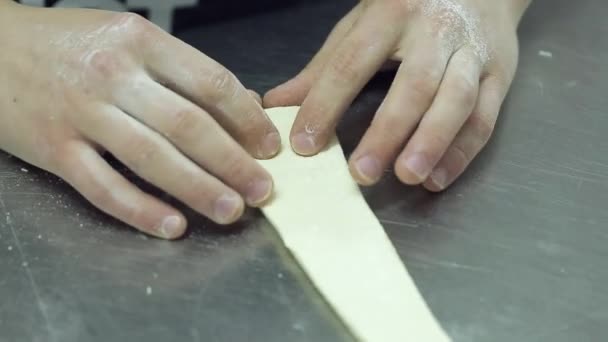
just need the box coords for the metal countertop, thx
[1,1,607,341]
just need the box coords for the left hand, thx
[264,0,529,191]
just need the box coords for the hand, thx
[265,0,530,191]
[0,3,280,239]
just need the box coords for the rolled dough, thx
[259,107,450,342]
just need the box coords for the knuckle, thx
[47,140,71,170]
[87,183,115,210]
[110,12,153,39]
[381,0,413,17]
[408,71,440,100]
[120,205,141,226]
[370,115,409,147]
[449,144,471,169]
[87,184,140,224]
[236,110,267,140]
[451,76,478,106]
[327,46,361,84]
[433,18,465,41]
[180,177,213,207]
[52,141,93,179]
[98,13,157,53]
[53,147,77,179]
[165,108,200,142]
[126,135,158,172]
[467,112,495,145]
[423,131,452,151]
[220,154,251,186]
[381,124,406,146]
[206,68,238,103]
[235,125,263,152]
[84,49,127,81]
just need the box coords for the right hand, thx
[0,3,280,239]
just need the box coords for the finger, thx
[348,38,451,185]
[143,34,279,159]
[78,104,245,225]
[114,75,273,206]
[263,3,363,108]
[423,76,507,191]
[248,90,262,105]
[290,5,401,156]
[58,141,187,239]
[395,48,483,185]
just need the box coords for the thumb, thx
[263,67,317,108]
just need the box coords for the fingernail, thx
[430,168,448,190]
[158,215,183,239]
[246,179,273,205]
[354,155,381,184]
[404,153,431,181]
[291,133,317,155]
[259,132,281,158]
[214,193,243,224]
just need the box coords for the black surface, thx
[1,0,608,341]
[172,0,313,31]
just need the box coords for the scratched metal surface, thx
[1,1,607,341]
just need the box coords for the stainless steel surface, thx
[1,1,607,341]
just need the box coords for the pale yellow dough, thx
[259,107,450,342]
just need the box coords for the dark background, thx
[14,0,314,31]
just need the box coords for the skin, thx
[0,0,533,239]
[0,1,280,239]
[265,0,533,192]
